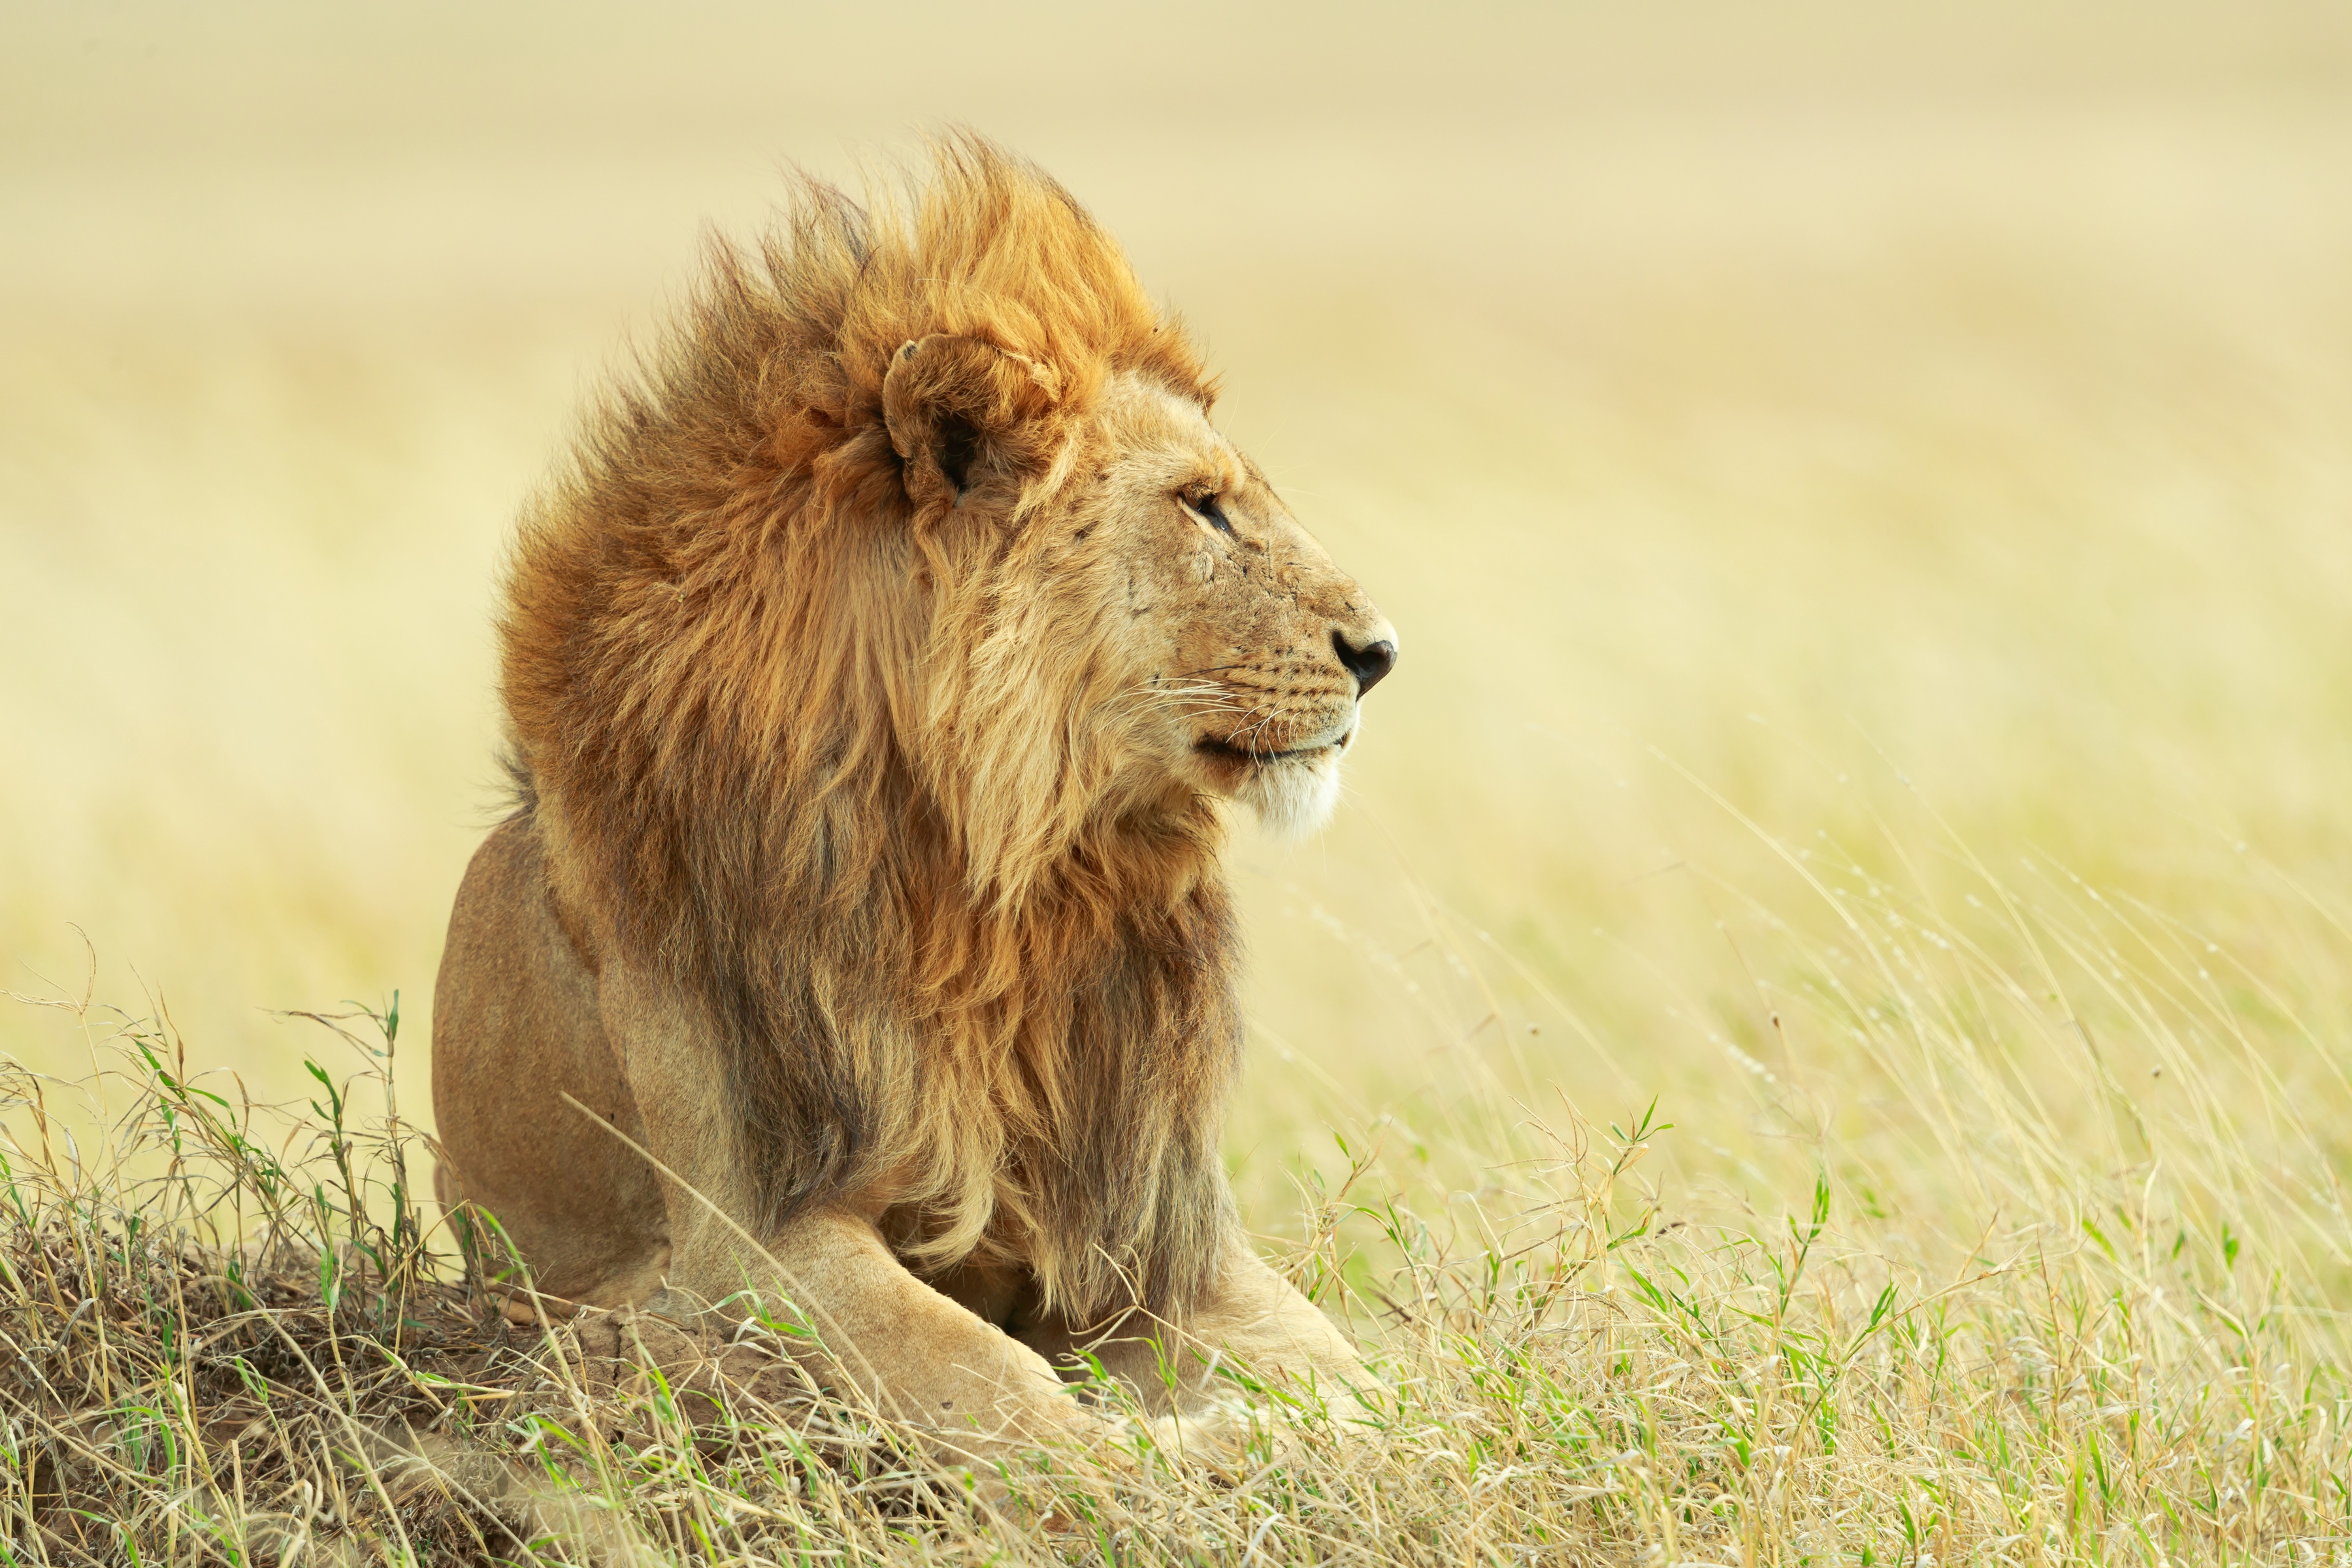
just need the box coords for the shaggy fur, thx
[470,137,1395,1365]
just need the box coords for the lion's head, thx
[886,338,1397,888]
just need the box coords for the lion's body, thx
[433,139,1396,1459]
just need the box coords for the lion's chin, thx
[1233,747,1345,840]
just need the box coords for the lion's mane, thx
[498,139,1238,1322]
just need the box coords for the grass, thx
[7,817,2352,1560]
[8,3,2352,1561]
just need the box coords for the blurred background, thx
[6,3,2351,1235]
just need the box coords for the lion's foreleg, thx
[596,974,1102,1464]
[657,1207,1107,1458]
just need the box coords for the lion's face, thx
[1042,372,1397,838]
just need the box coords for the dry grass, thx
[7,836,2352,1561]
[8,1,2352,1561]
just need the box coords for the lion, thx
[430,137,1399,1467]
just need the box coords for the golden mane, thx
[497,139,1236,1322]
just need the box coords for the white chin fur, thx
[1238,749,1344,840]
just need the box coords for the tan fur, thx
[433,137,1397,1461]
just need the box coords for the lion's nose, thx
[1333,627,1398,697]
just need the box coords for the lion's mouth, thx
[1194,730,1352,766]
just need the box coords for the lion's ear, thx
[881,335,1064,513]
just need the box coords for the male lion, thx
[432,139,1398,1465]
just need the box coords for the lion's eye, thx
[1184,492,1233,534]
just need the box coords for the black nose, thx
[1333,628,1397,696]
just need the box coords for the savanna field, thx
[6,4,2352,1561]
